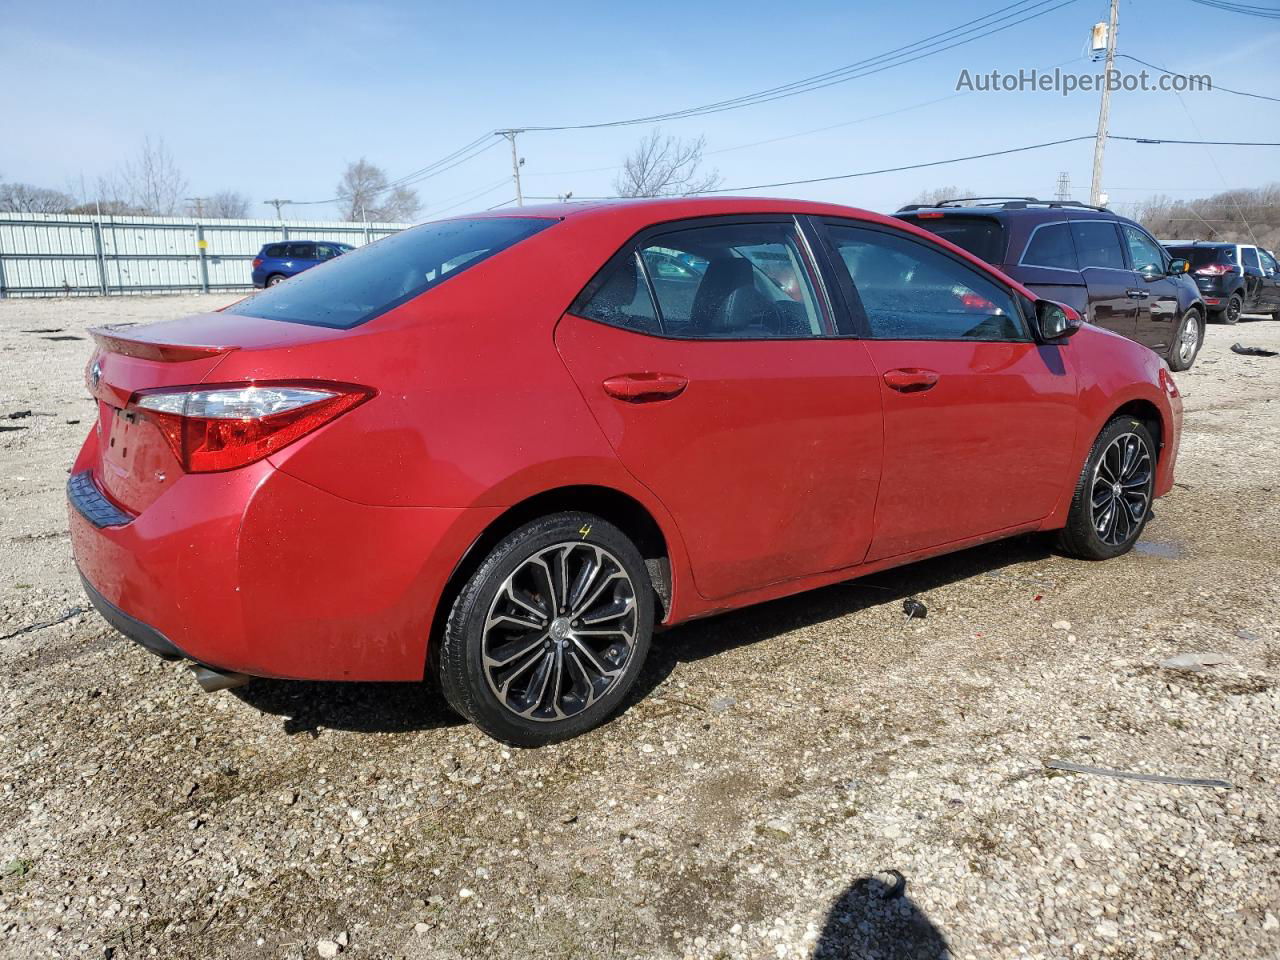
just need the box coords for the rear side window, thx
[899,215,1005,264]
[1242,247,1261,270]
[576,220,825,339]
[228,217,555,328]
[1021,222,1077,270]
[575,252,661,333]
[263,244,285,258]
[288,243,316,259]
[1071,221,1126,270]
[826,223,1026,341]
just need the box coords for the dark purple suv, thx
[896,198,1206,371]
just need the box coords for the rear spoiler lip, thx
[89,327,237,363]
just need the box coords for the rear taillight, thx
[253,257,264,269]
[128,381,373,473]
[916,212,945,219]
[1194,263,1236,276]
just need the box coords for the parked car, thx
[895,198,1207,371]
[1160,241,1280,323]
[251,241,354,288]
[69,198,1182,745]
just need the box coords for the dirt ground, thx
[0,293,1277,960]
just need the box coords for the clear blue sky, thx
[2,0,1277,221]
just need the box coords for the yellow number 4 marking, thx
[579,524,592,539]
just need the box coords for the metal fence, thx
[0,213,410,298]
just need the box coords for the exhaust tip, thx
[189,664,251,693]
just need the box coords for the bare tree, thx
[614,130,722,198]
[117,137,187,215]
[336,158,421,222]
[0,179,75,213]
[905,185,975,207]
[1132,183,1280,248]
[198,191,251,218]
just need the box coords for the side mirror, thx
[1035,299,1083,342]
[1168,258,1191,275]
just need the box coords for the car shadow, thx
[629,533,1053,704]
[812,872,952,959]
[233,677,464,737]
[231,534,1052,737]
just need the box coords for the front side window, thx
[826,223,1025,341]
[227,217,555,328]
[315,244,338,260]
[1071,221,1126,270]
[1122,225,1167,277]
[1021,222,1077,270]
[1260,250,1278,274]
[578,220,825,339]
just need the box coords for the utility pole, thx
[497,130,525,206]
[263,198,292,219]
[1089,0,1120,208]
[184,197,208,217]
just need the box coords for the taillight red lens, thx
[253,257,264,269]
[916,212,945,219]
[129,381,374,473]
[1194,263,1236,276]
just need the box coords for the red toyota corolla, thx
[69,197,1181,745]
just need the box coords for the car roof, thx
[1164,240,1233,247]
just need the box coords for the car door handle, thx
[882,368,939,393]
[602,373,689,403]
[1126,289,1150,299]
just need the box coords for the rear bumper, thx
[68,442,503,682]
[78,571,184,660]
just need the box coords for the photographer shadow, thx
[813,872,951,960]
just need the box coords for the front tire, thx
[438,512,654,746]
[1167,308,1202,371]
[1057,417,1156,560]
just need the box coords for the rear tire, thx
[438,512,653,746]
[1167,308,1202,371]
[1057,417,1156,561]
[266,273,286,287]
[1221,293,1242,324]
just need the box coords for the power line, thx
[519,0,1080,131]
[1185,0,1280,17]
[525,134,1279,201]
[1117,54,1280,102]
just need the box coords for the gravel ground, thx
[0,294,1277,960]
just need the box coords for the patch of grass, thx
[4,857,33,878]
[14,583,31,590]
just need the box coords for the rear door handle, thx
[602,373,689,403]
[1126,289,1150,299]
[882,368,939,393]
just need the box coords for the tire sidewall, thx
[1224,294,1242,324]
[1064,418,1156,560]
[1168,309,1202,371]
[440,512,654,747]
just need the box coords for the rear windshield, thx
[1166,245,1234,267]
[897,215,1005,265]
[229,217,556,328]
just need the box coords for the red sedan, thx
[68,197,1181,745]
